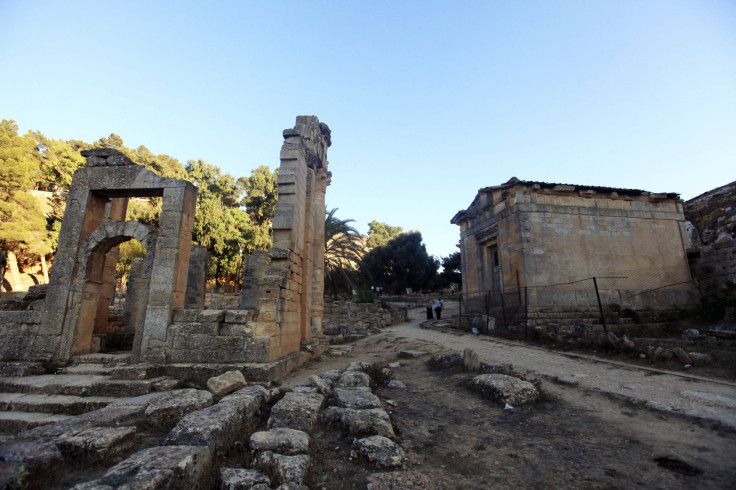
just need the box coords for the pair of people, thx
[426,299,444,320]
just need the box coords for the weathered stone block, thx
[207,370,247,398]
[250,428,310,455]
[468,374,539,406]
[144,389,213,428]
[267,391,324,432]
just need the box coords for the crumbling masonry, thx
[0,116,332,376]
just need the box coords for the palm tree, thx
[324,208,366,298]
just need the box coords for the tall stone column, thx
[310,168,331,336]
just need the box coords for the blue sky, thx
[1,0,734,259]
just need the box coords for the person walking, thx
[434,299,443,320]
[426,299,434,319]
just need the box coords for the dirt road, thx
[284,302,736,489]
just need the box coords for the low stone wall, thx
[0,310,57,362]
[323,301,408,343]
[163,309,271,363]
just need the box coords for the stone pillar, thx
[7,252,23,291]
[310,168,331,336]
[139,184,197,362]
[239,250,269,309]
[185,245,208,309]
[124,258,144,334]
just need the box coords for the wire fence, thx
[458,264,735,337]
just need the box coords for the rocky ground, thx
[1,301,734,489]
[282,301,736,489]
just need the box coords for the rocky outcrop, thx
[469,374,540,406]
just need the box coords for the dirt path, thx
[284,302,736,489]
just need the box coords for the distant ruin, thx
[0,116,332,375]
[452,178,698,326]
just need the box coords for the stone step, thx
[0,374,161,397]
[0,411,75,434]
[0,393,118,415]
[60,364,114,376]
[71,353,132,366]
[0,362,46,378]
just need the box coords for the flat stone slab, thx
[61,364,114,376]
[0,393,117,415]
[0,411,74,434]
[355,435,406,469]
[398,350,428,359]
[317,370,343,384]
[55,426,137,462]
[219,385,269,421]
[219,468,271,489]
[250,428,310,455]
[254,451,309,486]
[0,438,63,472]
[321,407,395,438]
[336,371,371,388]
[267,392,324,432]
[468,374,540,406]
[73,445,212,489]
[145,389,213,428]
[71,353,131,365]
[0,374,158,397]
[334,387,382,409]
[346,361,371,371]
[164,402,242,452]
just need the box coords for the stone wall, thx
[162,309,270,363]
[322,301,408,343]
[452,178,698,312]
[0,310,54,362]
[690,239,736,296]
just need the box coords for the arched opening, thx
[70,220,157,357]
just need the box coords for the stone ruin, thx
[0,116,332,378]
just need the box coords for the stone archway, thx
[43,148,197,362]
[69,220,158,356]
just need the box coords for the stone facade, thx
[451,178,698,316]
[238,116,332,361]
[0,116,333,376]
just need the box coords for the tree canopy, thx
[366,220,404,249]
[0,118,279,285]
[324,208,366,297]
[361,231,439,293]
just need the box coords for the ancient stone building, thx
[451,178,698,323]
[0,116,332,376]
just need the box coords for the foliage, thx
[0,120,53,264]
[366,220,404,249]
[186,159,258,283]
[361,231,439,292]
[239,165,278,251]
[6,464,29,490]
[115,239,146,279]
[324,208,366,297]
[439,250,462,288]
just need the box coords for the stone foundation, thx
[323,301,408,343]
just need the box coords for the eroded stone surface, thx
[469,374,540,406]
[321,407,395,437]
[164,402,242,451]
[428,351,462,369]
[333,387,382,409]
[250,428,310,455]
[354,435,406,468]
[55,426,136,462]
[219,468,271,489]
[308,374,332,396]
[254,451,309,486]
[77,445,212,489]
[267,392,324,432]
[336,371,371,388]
[144,388,213,428]
[207,370,247,398]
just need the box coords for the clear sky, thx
[2,0,734,260]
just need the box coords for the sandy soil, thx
[284,301,736,489]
